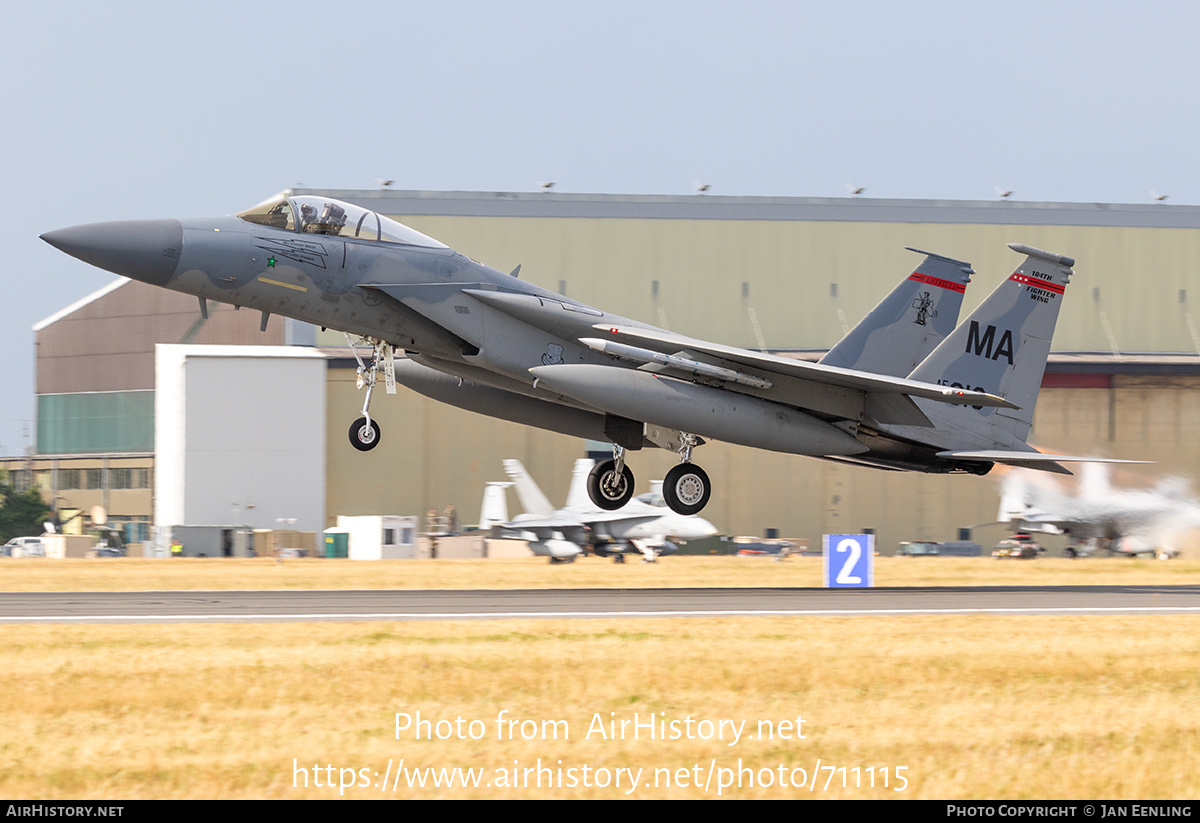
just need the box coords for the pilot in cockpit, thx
[299,203,319,231]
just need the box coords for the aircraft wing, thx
[462,287,1010,427]
[505,513,588,531]
[510,510,662,530]
[574,512,663,528]
[589,324,1017,414]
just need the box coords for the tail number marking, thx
[936,379,988,411]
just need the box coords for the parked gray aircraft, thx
[42,193,1131,516]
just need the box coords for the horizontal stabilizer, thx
[937,450,1151,476]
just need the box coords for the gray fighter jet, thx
[42,193,1135,517]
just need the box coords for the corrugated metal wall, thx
[324,374,1194,555]
[362,217,1200,355]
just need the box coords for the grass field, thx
[1,554,1198,591]
[2,617,1198,800]
[1,557,1197,800]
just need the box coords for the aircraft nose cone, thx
[41,218,183,286]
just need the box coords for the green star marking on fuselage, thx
[267,256,277,267]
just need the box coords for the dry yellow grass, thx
[1,616,1198,799]
[1,554,1198,591]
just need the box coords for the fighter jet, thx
[997,463,1199,559]
[487,458,718,562]
[41,193,1136,517]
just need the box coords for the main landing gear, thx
[662,463,711,517]
[585,434,713,516]
[347,334,395,452]
[661,432,710,516]
[587,447,635,510]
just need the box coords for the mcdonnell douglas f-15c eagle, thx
[41,193,1134,517]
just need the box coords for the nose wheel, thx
[349,417,381,451]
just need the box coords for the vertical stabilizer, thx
[998,471,1035,522]
[502,459,556,516]
[479,482,513,529]
[820,248,973,376]
[1078,462,1110,500]
[564,459,596,510]
[908,244,1074,444]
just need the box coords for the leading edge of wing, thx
[505,514,586,531]
[507,512,662,530]
[593,324,1018,410]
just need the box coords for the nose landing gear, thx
[349,417,381,451]
[346,334,394,452]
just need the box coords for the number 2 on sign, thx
[835,538,862,584]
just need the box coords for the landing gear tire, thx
[349,417,381,451]
[663,463,711,516]
[587,460,635,510]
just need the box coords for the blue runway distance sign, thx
[823,534,874,588]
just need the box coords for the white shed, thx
[336,515,418,560]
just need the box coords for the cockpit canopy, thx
[237,195,447,248]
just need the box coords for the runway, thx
[1,585,1198,623]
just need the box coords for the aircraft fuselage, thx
[42,195,1089,516]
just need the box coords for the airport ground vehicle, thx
[2,537,46,557]
[897,540,982,556]
[991,533,1042,559]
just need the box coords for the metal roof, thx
[33,277,128,331]
[292,188,1200,229]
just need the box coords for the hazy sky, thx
[4,0,1200,454]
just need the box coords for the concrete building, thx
[154,345,327,535]
[334,516,418,560]
[4,279,300,546]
